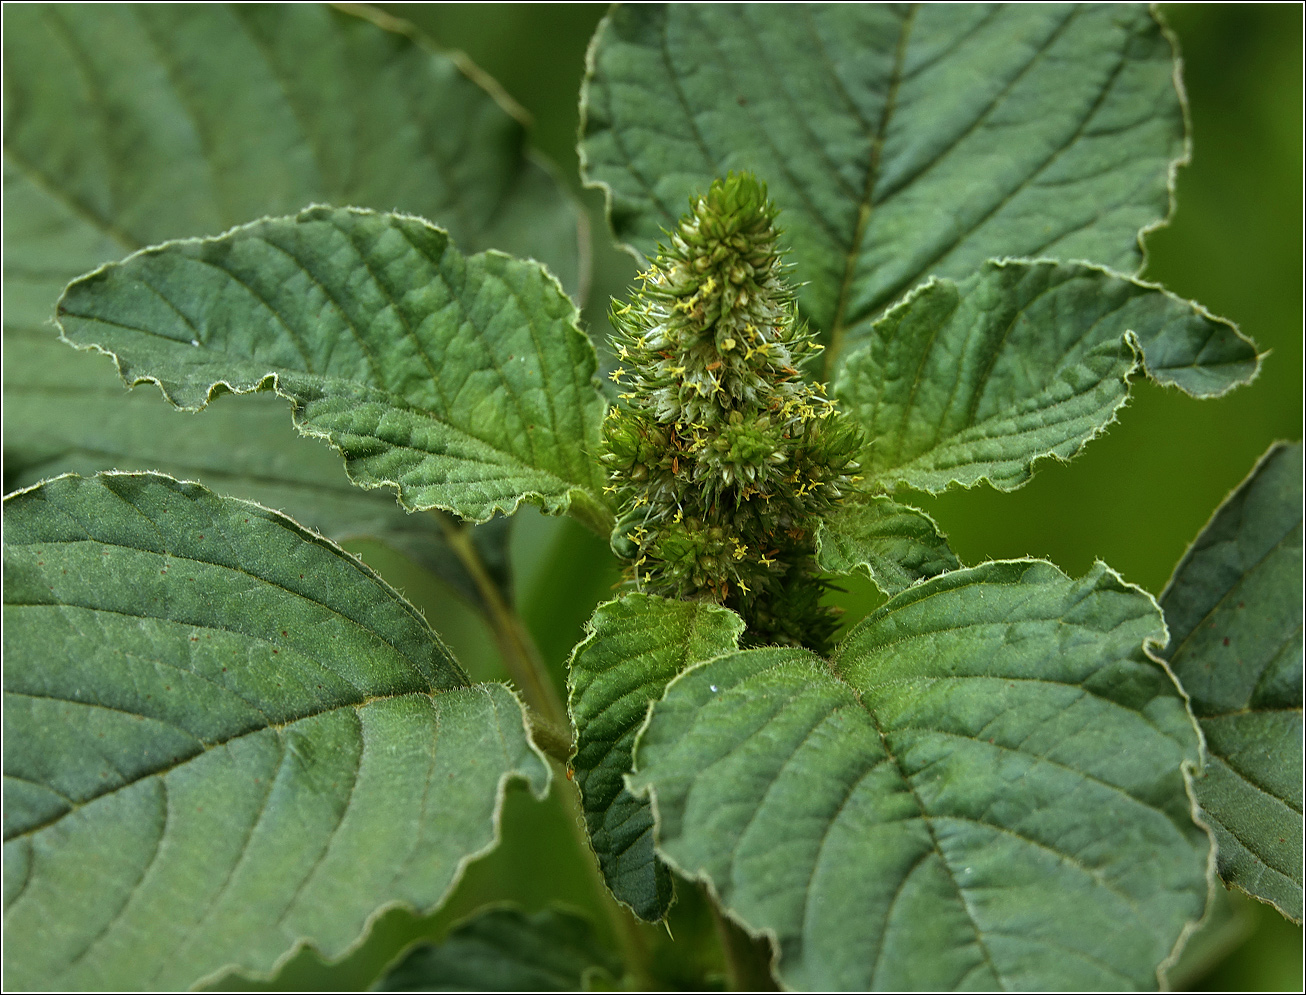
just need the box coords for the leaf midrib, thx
[824,4,917,377]
[2,686,445,842]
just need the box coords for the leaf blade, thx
[580,4,1185,363]
[53,208,611,530]
[815,495,961,596]
[1160,441,1304,921]
[631,560,1210,990]
[2,326,512,612]
[1,472,550,991]
[567,594,744,921]
[834,260,1257,493]
[2,3,581,295]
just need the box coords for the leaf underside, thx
[1160,441,1304,922]
[834,260,1258,494]
[581,4,1185,363]
[568,594,744,921]
[376,905,621,992]
[631,560,1210,991]
[54,207,611,531]
[1,473,549,991]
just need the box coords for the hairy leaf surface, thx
[54,208,611,531]
[581,4,1184,365]
[815,496,960,596]
[1161,441,1304,921]
[2,328,511,612]
[632,560,1210,991]
[3,2,580,597]
[568,595,743,921]
[1,473,550,991]
[377,906,621,991]
[834,260,1257,493]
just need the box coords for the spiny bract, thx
[601,173,862,651]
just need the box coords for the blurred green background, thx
[218,4,1301,989]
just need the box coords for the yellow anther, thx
[609,367,626,382]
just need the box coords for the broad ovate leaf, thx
[1160,441,1303,921]
[1,473,550,991]
[2,2,581,304]
[2,327,511,612]
[632,560,1210,991]
[834,260,1257,493]
[53,208,611,533]
[816,496,960,596]
[376,905,621,991]
[581,4,1184,364]
[568,595,743,921]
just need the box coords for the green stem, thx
[435,512,653,986]
[710,896,779,991]
[435,512,569,731]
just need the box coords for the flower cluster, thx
[600,173,862,651]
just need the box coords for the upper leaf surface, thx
[1160,441,1304,921]
[815,495,960,596]
[2,3,580,304]
[376,905,622,991]
[581,4,1184,365]
[568,594,744,921]
[834,260,1257,493]
[1,472,549,991]
[2,327,512,611]
[632,560,1210,991]
[53,207,611,530]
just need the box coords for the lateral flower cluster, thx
[600,173,862,651]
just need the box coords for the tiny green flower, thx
[600,173,862,651]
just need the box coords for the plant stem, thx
[435,512,654,986]
[434,512,569,732]
[710,896,779,991]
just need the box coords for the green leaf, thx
[567,594,743,921]
[631,560,1210,990]
[581,4,1184,365]
[816,496,960,596]
[834,260,1257,493]
[2,2,581,303]
[1160,441,1303,922]
[2,472,550,991]
[2,326,513,613]
[2,2,580,595]
[376,905,621,991]
[53,207,612,533]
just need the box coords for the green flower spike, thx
[600,173,863,652]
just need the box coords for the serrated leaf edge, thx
[4,470,552,988]
[625,556,1215,991]
[51,206,613,533]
